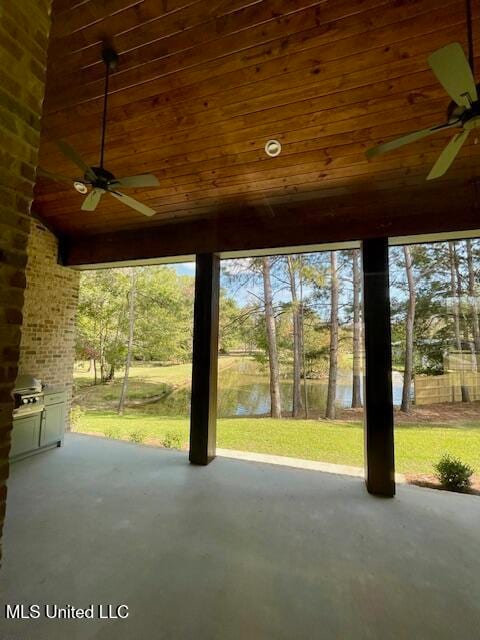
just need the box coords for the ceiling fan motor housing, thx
[88,166,116,188]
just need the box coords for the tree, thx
[118,269,137,415]
[449,241,470,402]
[325,251,338,419]
[287,256,303,417]
[401,245,416,413]
[76,269,129,384]
[262,257,282,418]
[351,249,362,408]
[134,267,194,363]
[466,239,480,370]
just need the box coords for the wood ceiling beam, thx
[61,185,478,267]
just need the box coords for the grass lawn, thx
[76,411,480,475]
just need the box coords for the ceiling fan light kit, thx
[40,45,159,216]
[73,181,88,194]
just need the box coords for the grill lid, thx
[14,374,42,394]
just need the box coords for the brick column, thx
[0,1,52,564]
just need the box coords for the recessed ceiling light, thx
[265,139,281,157]
[74,181,88,194]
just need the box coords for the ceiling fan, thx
[38,46,159,216]
[366,2,479,180]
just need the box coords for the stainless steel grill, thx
[12,375,44,418]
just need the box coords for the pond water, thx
[155,358,404,418]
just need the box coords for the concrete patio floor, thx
[1,433,479,640]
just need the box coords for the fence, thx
[414,372,480,405]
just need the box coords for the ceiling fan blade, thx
[112,174,159,188]
[366,120,459,159]
[427,129,470,180]
[81,188,104,211]
[109,190,156,217]
[37,167,77,185]
[56,139,97,182]
[428,42,478,108]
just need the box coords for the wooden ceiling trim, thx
[61,186,478,267]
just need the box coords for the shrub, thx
[128,429,146,444]
[162,431,183,449]
[69,405,84,430]
[104,426,120,439]
[434,454,474,491]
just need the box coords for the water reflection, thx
[152,358,403,417]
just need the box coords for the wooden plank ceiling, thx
[35,0,480,242]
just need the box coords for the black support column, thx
[189,253,220,465]
[362,238,395,496]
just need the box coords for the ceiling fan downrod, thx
[466,0,474,73]
[99,46,118,170]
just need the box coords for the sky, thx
[170,249,414,310]
[172,256,324,308]
[172,263,195,277]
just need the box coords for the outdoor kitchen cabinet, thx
[10,388,67,461]
[9,414,42,458]
[41,390,67,447]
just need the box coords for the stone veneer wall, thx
[0,0,52,564]
[18,221,80,419]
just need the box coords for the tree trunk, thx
[118,270,137,415]
[325,252,338,420]
[93,358,97,385]
[99,327,106,382]
[287,256,303,417]
[449,242,470,402]
[299,256,308,418]
[466,239,480,370]
[401,246,416,413]
[454,244,471,349]
[351,249,362,408]
[262,257,282,418]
